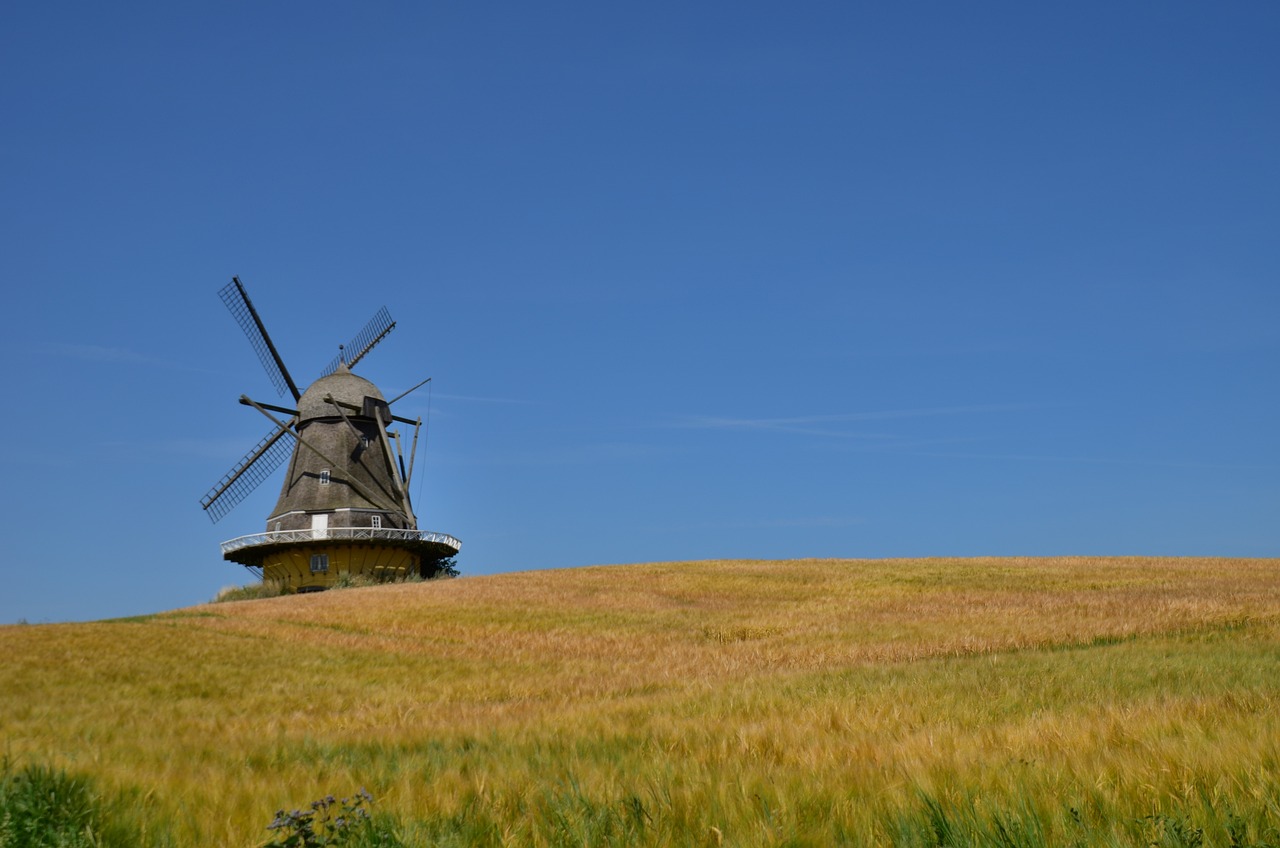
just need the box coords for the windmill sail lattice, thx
[320,307,396,377]
[218,278,300,400]
[200,425,295,523]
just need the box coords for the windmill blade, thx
[199,423,295,523]
[219,277,301,401]
[319,306,395,376]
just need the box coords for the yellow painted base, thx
[261,545,419,592]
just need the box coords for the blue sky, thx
[3,2,1277,623]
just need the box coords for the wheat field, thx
[2,557,1279,846]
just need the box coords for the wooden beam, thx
[406,417,422,487]
[241,396,399,513]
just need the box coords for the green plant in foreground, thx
[263,790,402,848]
[0,761,144,848]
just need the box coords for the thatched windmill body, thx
[200,277,460,592]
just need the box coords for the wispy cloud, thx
[449,441,673,467]
[429,393,536,405]
[671,403,1049,438]
[45,343,154,364]
[88,436,279,465]
[156,437,281,461]
[42,343,221,374]
[390,391,537,422]
[742,515,867,529]
[898,449,1263,471]
[0,449,78,468]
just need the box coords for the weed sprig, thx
[264,789,399,848]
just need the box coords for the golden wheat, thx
[1,557,1277,845]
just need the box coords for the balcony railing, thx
[221,527,461,557]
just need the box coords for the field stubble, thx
[2,556,1279,846]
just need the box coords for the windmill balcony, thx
[220,527,461,568]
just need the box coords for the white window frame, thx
[310,554,329,573]
[371,515,382,530]
[319,469,331,485]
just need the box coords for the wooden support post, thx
[241,396,399,513]
[406,418,422,487]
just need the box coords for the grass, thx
[213,564,453,603]
[0,759,172,847]
[213,578,289,603]
[2,557,1279,845]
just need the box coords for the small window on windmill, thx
[310,554,329,573]
[371,515,382,530]
[360,436,370,449]
[319,469,331,485]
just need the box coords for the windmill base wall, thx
[262,544,419,592]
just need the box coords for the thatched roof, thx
[296,363,385,422]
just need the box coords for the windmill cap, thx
[297,363,386,422]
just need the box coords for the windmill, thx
[200,276,460,592]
